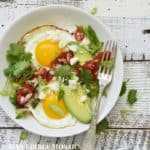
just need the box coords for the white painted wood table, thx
[0,0,150,150]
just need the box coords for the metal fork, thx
[81,40,117,150]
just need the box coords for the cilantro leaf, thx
[120,81,127,96]
[101,59,115,68]
[0,89,15,97]
[87,81,99,98]
[9,96,17,106]
[18,68,34,84]
[79,69,93,86]
[6,43,31,65]
[127,89,137,105]
[90,7,97,15]
[55,65,73,84]
[31,98,40,109]
[96,118,109,133]
[12,61,30,78]
[83,26,103,55]
[7,43,24,64]
[16,109,29,119]
[102,88,107,97]
[20,130,29,141]
[4,43,34,84]
[119,80,129,96]
[58,89,64,100]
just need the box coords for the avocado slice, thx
[75,47,92,65]
[61,84,92,123]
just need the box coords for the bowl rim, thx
[0,5,123,137]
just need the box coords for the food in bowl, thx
[0,25,113,128]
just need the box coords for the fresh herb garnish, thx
[58,89,64,100]
[96,118,109,133]
[16,109,29,119]
[119,80,129,96]
[102,88,107,97]
[38,77,47,87]
[120,108,136,121]
[79,69,93,86]
[127,89,137,105]
[83,26,103,55]
[31,98,40,109]
[12,61,30,77]
[6,43,31,65]
[4,43,33,83]
[87,81,99,98]
[101,59,115,68]
[55,65,73,84]
[90,7,97,15]
[20,130,29,141]
[0,89,15,97]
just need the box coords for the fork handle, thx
[81,87,104,150]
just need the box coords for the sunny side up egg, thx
[29,80,76,128]
[21,25,74,67]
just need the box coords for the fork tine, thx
[102,40,113,73]
[99,40,109,73]
[108,41,117,75]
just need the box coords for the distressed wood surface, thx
[0,129,149,150]
[0,0,150,150]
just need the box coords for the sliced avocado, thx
[61,84,92,123]
[75,47,92,65]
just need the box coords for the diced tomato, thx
[74,28,85,41]
[34,68,53,82]
[93,52,104,63]
[73,65,82,75]
[34,68,47,77]
[16,83,34,107]
[50,51,74,69]
[83,51,111,80]
[45,72,53,82]
[23,83,34,93]
[57,51,74,64]
[50,60,57,69]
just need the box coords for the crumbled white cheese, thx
[70,57,79,65]
[68,45,78,52]
[50,70,55,75]
[80,95,87,103]
[69,80,77,90]
[48,81,59,92]
[38,91,46,99]
[25,93,32,100]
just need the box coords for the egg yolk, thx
[35,40,62,67]
[42,91,68,119]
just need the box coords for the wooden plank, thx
[0,61,150,128]
[0,129,149,150]
[0,3,150,60]
[0,0,83,6]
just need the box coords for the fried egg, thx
[29,80,76,128]
[21,25,74,67]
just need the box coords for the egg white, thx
[29,79,76,128]
[21,25,74,67]
[29,103,76,128]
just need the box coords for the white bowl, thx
[0,5,123,137]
